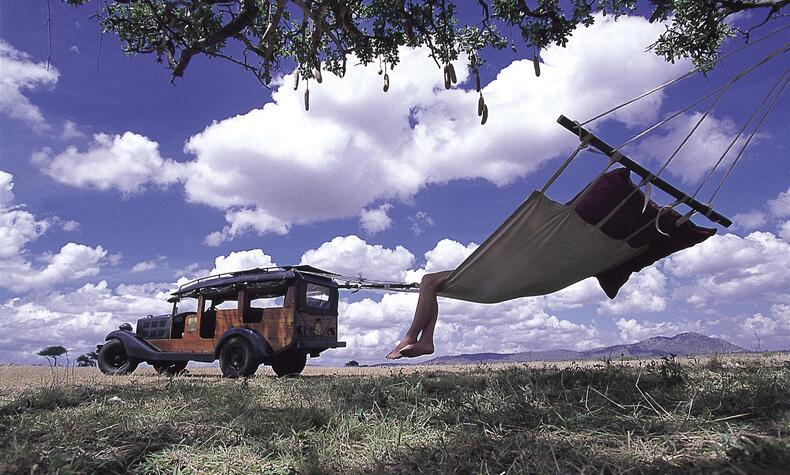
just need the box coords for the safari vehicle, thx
[97,266,345,377]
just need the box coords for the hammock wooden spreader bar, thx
[556,115,733,228]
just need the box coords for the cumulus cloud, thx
[665,231,790,306]
[0,39,59,130]
[733,210,768,231]
[740,304,790,350]
[409,211,434,236]
[209,249,276,276]
[60,120,84,140]
[0,280,172,362]
[300,235,414,281]
[631,112,743,184]
[768,186,790,218]
[615,317,700,343]
[32,132,186,194]
[204,208,290,246]
[359,203,393,235]
[177,14,687,243]
[131,257,165,273]
[330,290,602,364]
[598,267,667,316]
[0,171,111,292]
[779,221,790,241]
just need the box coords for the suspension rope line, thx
[579,24,790,126]
[707,74,789,203]
[690,69,789,202]
[618,43,788,151]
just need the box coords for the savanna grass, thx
[0,355,787,474]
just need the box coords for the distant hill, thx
[422,332,748,365]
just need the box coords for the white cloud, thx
[632,112,742,184]
[209,249,276,276]
[779,221,790,242]
[404,238,477,282]
[330,290,602,364]
[546,278,606,310]
[733,210,768,231]
[204,208,290,246]
[0,242,108,293]
[665,231,790,306]
[0,171,14,205]
[32,132,186,194]
[300,235,414,281]
[0,39,59,130]
[740,304,790,350]
[598,267,667,316]
[359,203,393,235]
[60,120,84,139]
[178,14,687,243]
[0,171,111,292]
[61,219,80,232]
[615,317,699,343]
[768,186,790,218]
[409,211,434,236]
[0,280,173,363]
[131,259,160,273]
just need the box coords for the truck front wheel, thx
[219,337,259,378]
[98,339,139,376]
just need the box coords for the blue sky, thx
[1,2,788,365]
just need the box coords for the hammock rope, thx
[708,72,789,203]
[580,24,790,126]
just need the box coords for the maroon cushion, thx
[567,168,716,299]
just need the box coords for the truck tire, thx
[219,337,258,378]
[153,361,188,376]
[98,339,139,376]
[270,348,307,377]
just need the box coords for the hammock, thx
[437,34,788,303]
[328,29,788,303]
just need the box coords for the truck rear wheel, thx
[98,339,139,376]
[219,337,258,378]
[270,348,307,377]
[153,361,188,376]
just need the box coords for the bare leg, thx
[386,271,451,359]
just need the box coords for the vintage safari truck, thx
[97,266,345,377]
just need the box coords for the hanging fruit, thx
[293,71,299,91]
[533,50,541,77]
[383,73,390,92]
[480,104,488,125]
[304,84,310,111]
[448,63,457,84]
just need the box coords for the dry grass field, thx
[1,354,788,474]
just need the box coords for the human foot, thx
[386,338,416,359]
[398,341,434,358]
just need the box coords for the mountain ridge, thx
[421,332,749,365]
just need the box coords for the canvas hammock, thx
[325,28,788,303]
[437,34,787,303]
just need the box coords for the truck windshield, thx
[305,283,331,309]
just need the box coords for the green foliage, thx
[344,360,360,367]
[63,0,788,89]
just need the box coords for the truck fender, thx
[105,330,163,361]
[215,327,273,361]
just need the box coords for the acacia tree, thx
[65,0,787,116]
[37,345,68,367]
